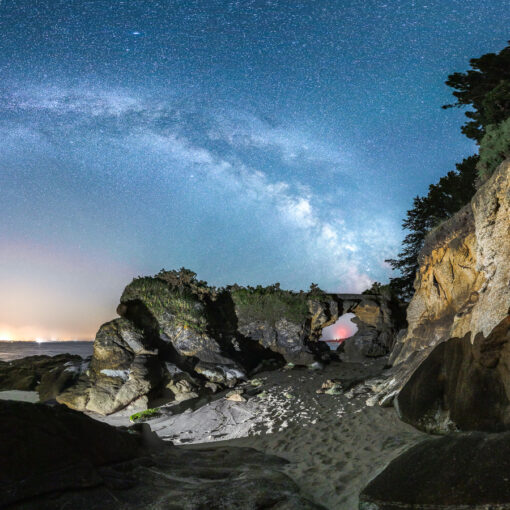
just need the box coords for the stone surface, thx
[395,315,510,433]
[359,431,510,509]
[376,159,510,406]
[1,400,323,510]
[0,354,85,401]
[58,319,162,415]
[0,400,142,507]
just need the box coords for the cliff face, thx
[375,160,510,428]
[392,159,510,367]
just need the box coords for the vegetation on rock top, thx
[121,271,208,334]
[229,284,311,326]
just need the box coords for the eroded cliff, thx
[377,159,510,428]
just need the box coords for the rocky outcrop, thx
[2,400,323,510]
[376,159,510,407]
[395,315,510,433]
[359,431,510,509]
[341,295,396,360]
[0,354,86,402]
[309,293,397,361]
[59,270,398,415]
[58,318,163,415]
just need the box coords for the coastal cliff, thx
[392,158,510,365]
[375,159,510,431]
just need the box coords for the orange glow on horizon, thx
[0,323,94,342]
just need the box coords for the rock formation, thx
[395,315,510,433]
[58,269,397,415]
[374,159,510,413]
[359,431,510,509]
[1,400,323,510]
[0,354,86,402]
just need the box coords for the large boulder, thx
[395,315,510,433]
[359,431,510,509]
[0,400,142,507]
[0,354,85,401]
[58,318,163,415]
[231,286,323,365]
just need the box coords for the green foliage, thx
[121,275,208,333]
[230,285,310,325]
[443,43,510,142]
[130,408,161,422]
[477,117,510,181]
[362,281,393,298]
[308,282,326,296]
[386,156,478,300]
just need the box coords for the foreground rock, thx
[359,431,510,509]
[374,159,510,407]
[1,400,322,509]
[0,354,86,402]
[395,315,510,433]
[0,400,142,507]
[58,318,162,415]
[59,269,399,415]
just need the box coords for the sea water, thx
[0,341,94,361]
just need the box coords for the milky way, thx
[0,0,508,339]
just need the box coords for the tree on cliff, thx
[387,42,510,300]
[443,44,510,142]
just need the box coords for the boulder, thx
[0,354,85,401]
[0,400,142,507]
[58,319,163,415]
[395,315,510,433]
[359,431,510,509]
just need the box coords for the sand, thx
[198,360,426,509]
[119,359,426,508]
[3,359,426,509]
[0,390,39,403]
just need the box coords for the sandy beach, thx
[90,358,426,508]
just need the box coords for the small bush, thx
[230,285,309,325]
[130,407,161,422]
[477,117,510,181]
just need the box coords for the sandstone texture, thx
[377,159,510,408]
[396,315,510,433]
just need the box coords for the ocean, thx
[0,341,94,362]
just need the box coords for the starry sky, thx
[1,0,509,340]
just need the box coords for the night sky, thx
[1,0,509,340]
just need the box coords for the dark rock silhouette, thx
[396,315,510,433]
[360,431,510,509]
[1,400,324,510]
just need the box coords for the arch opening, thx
[319,313,358,350]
